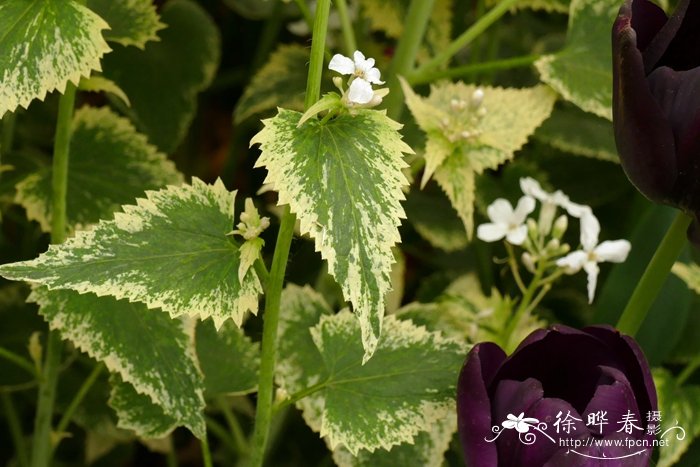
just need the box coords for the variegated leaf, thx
[332,414,456,467]
[535,0,619,119]
[195,319,259,396]
[276,285,466,454]
[234,44,308,123]
[31,287,205,438]
[402,80,556,237]
[0,0,111,116]
[672,262,700,296]
[78,76,131,106]
[15,106,183,232]
[109,375,179,439]
[404,187,468,252]
[0,179,262,328]
[101,0,220,152]
[87,0,165,49]
[252,108,411,360]
[654,369,700,467]
[486,0,569,13]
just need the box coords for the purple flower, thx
[612,0,700,240]
[457,325,657,466]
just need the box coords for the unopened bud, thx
[552,214,568,239]
[527,218,538,240]
[332,76,344,92]
[538,202,557,236]
[546,238,560,252]
[471,88,484,108]
[521,252,537,273]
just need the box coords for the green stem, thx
[0,347,37,377]
[201,433,213,467]
[216,397,248,455]
[293,0,314,32]
[678,354,700,386]
[385,0,437,119]
[504,264,545,350]
[616,212,692,336]
[273,380,327,414]
[248,209,297,467]
[252,0,285,71]
[31,84,77,467]
[408,54,539,85]
[304,0,332,110]
[505,243,527,294]
[412,0,519,76]
[1,112,16,162]
[165,442,177,467]
[54,364,102,436]
[335,0,357,55]
[2,392,29,467]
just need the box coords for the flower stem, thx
[335,0,357,56]
[31,82,77,467]
[504,263,545,351]
[616,212,692,336]
[407,54,540,85]
[677,354,700,386]
[505,242,527,294]
[54,364,103,436]
[385,0,437,119]
[216,396,248,455]
[292,0,314,33]
[201,433,213,467]
[412,0,519,76]
[0,347,37,377]
[252,0,285,71]
[2,392,29,467]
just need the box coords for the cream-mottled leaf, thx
[535,0,619,119]
[109,376,179,439]
[234,44,308,123]
[238,238,263,285]
[252,108,411,360]
[30,287,205,438]
[0,179,261,328]
[0,0,111,116]
[654,369,700,467]
[87,0,165,49]
[402,80,555,236]
[15,106,183,232]
[78,76,131,106]
[404,187,468,251]
[672,262,700,296]
[276,286,465,454]
[332,414,456,467]
[195,319,260,396]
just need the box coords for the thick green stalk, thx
[31,83,77,467]
[304,0,332,109]
[616,212,692,336]
[385,0,436,119]
[201,434,213,467]
[2,392,29,467]
[335,0,357,55]
[408,54,539,85]
[412,0,519,76]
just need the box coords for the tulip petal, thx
[630,0,668,52]
[648,0,700,73]
[613,2,677,206]
[457,343,506,467]
[582,365,641,437]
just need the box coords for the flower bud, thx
[551,214,568,240]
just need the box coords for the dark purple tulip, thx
[612,0,700,240]
[457,325,657,466]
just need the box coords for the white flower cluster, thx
[477,177,631,303]
[328,50,387,107]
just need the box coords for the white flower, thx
[329,50,384,105]
[556,212,631,304]
[520,177,590,219]
[477,196,536,245]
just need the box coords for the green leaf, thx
[30,287,205,438]
[401,79,556,236]
[78,76,131,106]
[535,0,619,119]
[87,0,165,49]
[276,285,466,454]
[486,0,569,13]
[252,109,411,360]
[15,106,183,232]
[101,0,220,152]
[672,262,700,296]
[332,414,456,467]
[404,187,468,252]
[0,179,262,328]
[654,369,700,467]
[234,44,308,124]
[109,375,179,439]
[535,104,618,162]
[195,319,259,396]
[0,0,111,116]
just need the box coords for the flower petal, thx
[556,250,588,273]
[513,195,536,223]
[352,50,367,68]
[364,67,384,85]
[347,78,374,104]
[594,240,631,263]
[487,198,514,224]
[582,365,640,437]
[458,343,506,467]
[328,53,355,75]
[583,260,599,304]
[477,223,508,243]
[643,0,700,73]
[505,225,528,246]
[579,212,600,252]
[519,177,548,201]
